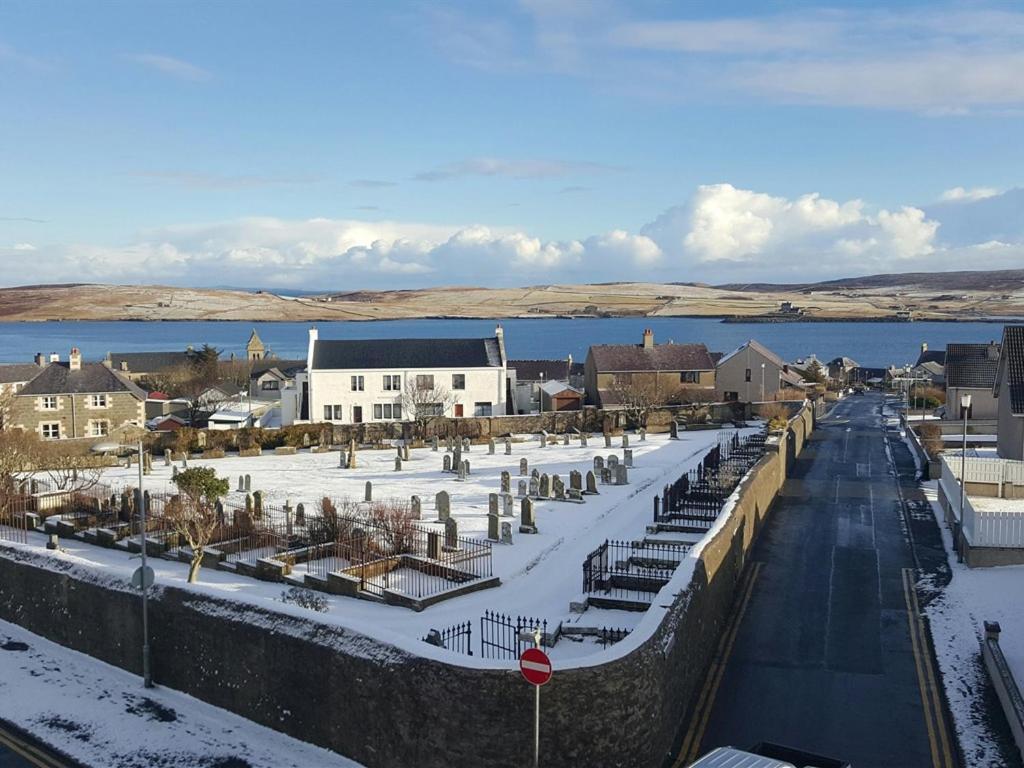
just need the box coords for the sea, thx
[0,318,1012,368]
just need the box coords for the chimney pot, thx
[49,353,59,363]
[69,347,82,371]
[642,328,654,349]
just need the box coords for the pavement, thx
[670,393,958,768]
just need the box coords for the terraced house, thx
[7,348,146,440]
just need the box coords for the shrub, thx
[910,386,945,409]
[758,402,791,431]
[917,423,943,457]
[279,587,328,613]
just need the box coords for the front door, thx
[353,406,363,423]
[454,404,464,417]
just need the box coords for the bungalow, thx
[994,326,1024,460]
[714,340,806,403]
[584,329,715,408]
[945,341,1000,420]
[7,348,146,440]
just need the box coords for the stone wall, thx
[0,405,816,768]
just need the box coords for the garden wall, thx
[0,405,816,768]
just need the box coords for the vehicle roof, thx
[688,747,795,768]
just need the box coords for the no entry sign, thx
[520,647,553,686]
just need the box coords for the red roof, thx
[147,391,170,400]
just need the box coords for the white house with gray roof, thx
[298,327,507,426]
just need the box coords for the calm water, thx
[0,318,1011,368]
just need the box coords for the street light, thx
[958,393,972,563]
[761,362,766,402]
[91,437,152,688]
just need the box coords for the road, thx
[672,393,957,768]
[0,719,75,768]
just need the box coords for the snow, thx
[970,496,1024,513]
[0,617,362,768]
[8,428,758,668]
[920,480,1024,767]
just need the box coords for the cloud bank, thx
[3,184,1022,289]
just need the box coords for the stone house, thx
[0,363,44,428]
[945,341,1001,421]
[105,349,195,382]
[8,348,146,440]
[584,329,715,408]
[302,327,508,426]
[994,327,1024,460]
[715,340,806,403]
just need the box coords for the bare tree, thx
[401,377,458,438]
[0,429,39,518]
[0,385,14,431]
[167,466,230,582]
[151,346,233,428]
[35,442,104,493]
[608,376,681,429]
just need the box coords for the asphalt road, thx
[676,393,956,768]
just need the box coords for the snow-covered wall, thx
[0,406,816,768]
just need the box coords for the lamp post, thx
[958,393,972,563]
[761,362,766,402]
[91,437,152,688]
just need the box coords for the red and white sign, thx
[519,647,553,686]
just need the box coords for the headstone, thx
[214,500,225,526]
[569,470,582,491]
[427,530,442,559]
[539,474,551,498]
[640,428,647,442]
[501,493,514,517]
[245,493,253,516]
[594,456,604,471]
[531,468,540,480]
[164,449,172,467]
[443,454,452,472]
[432,436,439,451]
[600,467,612,484]
[580,433,588,447]
[529,476,540,498]
[253,490,263,518]
[244,474,251,492]
[237,475,244,492]
[302,433,311,448]
[339,451,348,468]
[607,454,619,469]
[489,493,499,516]
[501,522,514,545]
[519,458,529,476]
[444,517,459,549]
[411,495,422,519]
[364,481,372,502]
[500,471,511,493]
[462,437,471,452]
[348,438,358,468]
[624,449,634,468]
[569,489,583,502]
[457,461,466,482]
[604,433,612,448]
[403,443,410,461]
[296,502,306,526]
[539,431,548,448]
[562,433,570,446]
[436,491,450,521]
[505,438,512,455]
[670,421,679,440]
[615,464,629,485]
[197,431,207,449]
[518,480,528,497]
[520,498,537,533]
[488,439,495,455]
[395,456,402,471]
[553,476,565,499]
[172,465,178,479]
[622,434,629,448]
[463,460,471,475]
[454,444,462,469]
[487,513,500,541]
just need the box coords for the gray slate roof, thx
[589,343,714,373]
[509,359,584,382]
[248,358,306,377]
[716,339,787,369]
[998,327,1024,415]
[915,349,946,367]
[0,364,43,384]
[19,363,147,399]
[312,338,502,370]
[945,342,1000,389]
[107,350,194,373]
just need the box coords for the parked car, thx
[689,744,850,768]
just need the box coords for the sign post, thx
[520,632,552,768]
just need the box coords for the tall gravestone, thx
[624,449,634,468]
[501,493,514,517]
[394,456,403,471]
[580,433,588,447]
[670,421,680,440]
[640,428,647,442]
[505,439,512,455]
[585,471,598,494]
[411,495,421,519]
[364,481,373,502]
[539,474,551,498]
[488,493,499,517]
[443,454,452,472]
[245,474,251,492]
[444,517,459,549]
[569,470,582,491]
[519,458,529,476]
[237,475,244,492]
[622,434,629,448]
[529,476,540,498]
[500,471,511,493]
[501,522,514,545]
[488,439,495,455]
[615,465,629,485]
[518,480,528,498]
[488,513,500,541]
[436,491,450,522]
[520,498,537,533]
[432,436,439,452]
[604,433,612,448]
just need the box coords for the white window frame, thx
[41,396,58,410]
[382,374,401,391]
[351,375,364,391]
[373,403,402,420]
[89,394,109,408]
[89,420,110,437]
[40,422,61,439]
[452,373,466,390]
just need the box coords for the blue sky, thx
[1,0,1022,289]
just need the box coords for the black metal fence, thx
[0,497,30,544]
[423,621,473,656]
[582,539,681,601]
[480,611,549,660]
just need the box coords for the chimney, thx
[642,328,654,349]
[988,341,999,361]
[920,342,928,354]
[495,324,506,365]
[49,353,59,363]
[34,352,46,367]
[69,347,82,371]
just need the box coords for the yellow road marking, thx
[0,723,70,768]
[902,567,956,768]
[673,561,763,767]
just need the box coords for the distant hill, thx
[716,269,1024,293]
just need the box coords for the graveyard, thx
[7,424,766,664]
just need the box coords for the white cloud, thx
[584,230,662,265]
[125,54,211,81]
[940,186,1000,202]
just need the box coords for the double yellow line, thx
[902,567,956,768]
[0,722,71,768]
[673,561,763,767]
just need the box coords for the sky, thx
[1,0,1022,290]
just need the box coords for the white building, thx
[300,327,508,426]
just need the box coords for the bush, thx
[279,587,328,613]
[910,386,945,409]
[758,402,791,431]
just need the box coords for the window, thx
[261,380,279,391]
[416,403,443,418]
[323,404,344,420]
[41,396,58,410]
[382,375,401,391]
[333,405,344,420]
[89,420,109,437]
[744,368,752,383]
[373,403,403,420]
[351,375,364,391]
[89,394,108,407]
[680,371,700,384]
[416,374,434,391]
[452,374,465,390]
[474,401,492,417]
[324,405,332,420]
[41,422,60,439]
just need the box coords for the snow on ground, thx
[0,618,361,768]
[921,480,1024,767]
[969,495,1024,513]
[10,429,754,666]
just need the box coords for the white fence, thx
[940,456,1024,548]
[944,454,1024,489]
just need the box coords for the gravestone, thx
[295,503,305,526]
[443,454,452,472]
[237,475,244,492]
[580,433,588,447]
[562,433,570,446]
[444,517,459,549]
[395,457,403,471]
[539,473,551,498]
[615,465,629,485]
[403,443,410,461]
[594,456,605,471]
[600,467,612,484]
[569,488,583,502]
[462,437,471,452]
[670,421,680,439]
[569,470,582,491]
[505,439,512,455]
[520,498,537,533]
[454,445,462,470]
[245,493,253,516]
[501,493,514,517]
[519,458,529,476]
[432,436,439,452]
[427,530,442,560]
[244,474,251,492]
[622,434,629,448]
[436,491,450,521]
[607,454,619,469]
[182,457,188,469]
[348,439,358,468]
[488,439,495,455]
[463,460,471,475]
[197,431,207,449]
[214,500,225,526]
[411,495,422,519]
[539,431,548,448]
[339,452,348,469]
[640,428,647,442]
[604,434,612,448]
[488,513,500,541]
[624,449,633,468]
[172,465,179,479]
[552,476,565,499]
[364,481,373,502]
[500,471,511,493]
[489,493,499,516]
[501,522,514,545]
[457,462,467,482]
[531,468,540,480]
[302,433,311,448]
[518,480,528,497]
[253,490,263,518]
[529,476,540,498]
[164,449,172,467]
[397,446,403,459]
